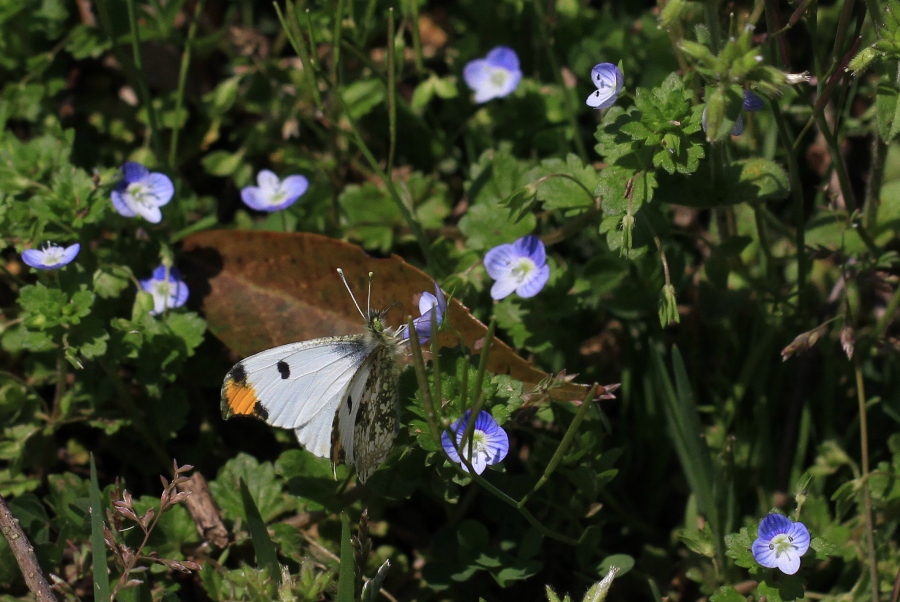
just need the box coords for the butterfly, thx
[220,269,412,483]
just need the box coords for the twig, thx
[176,473,229,549]
[0,493,58,601]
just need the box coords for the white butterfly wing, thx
[221,335,373,459]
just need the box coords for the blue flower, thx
[401,281,447,345]
[702,90,765,136]
[463,46,522,104]
[241,170,309,212]
[441,410,509,474]
[586,63,624,109]
[21,242,80,270]
[751,514,810,575]
[484,235,550,300]
[140,265,189,316]
[111,162,174,224]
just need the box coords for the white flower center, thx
[268,187,287,206]
[153,280,173,300]
[126,182,153,207]
[41,247,65,266]
[489,67,509,90]
[510,257,536,283]
[767,534,799,558]
[460,430,487,459]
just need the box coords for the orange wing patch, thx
[220,363,268,420]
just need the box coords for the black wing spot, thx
[230,363,248,385]
[277,360,290,379]
[254,403,269,421]
[347,395,353,413]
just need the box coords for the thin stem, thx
[530,0,589,162]
[387,8,398,176]
[517,384,598,507]
[460,319,496,457]
[332,91,433,264]
[0,494,57,601]
[854,361,880,602]
[770,101,808,315]
[407,318,441,445]
[169,0,206,169]
[875,284,900,339]
[275,1,323,110]
[52,347,66,421]
[863,135,887,229]
[406,0,424,74]
[753,204,773,280]
[123,0,166,167]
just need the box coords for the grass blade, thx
[89,454,111,602]
[239,479,280,585]
[336,512,356,602]
[650,345,722,558]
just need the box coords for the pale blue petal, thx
[111,190,138,217]
[776,552,802,575]
[257,169,280,191]
[587,63,623,109]
[491,271,520,299]
[139,278,154,292]
[172,281,189,307]
[241,186,268,211]
[145,173,174,205]
[151,265,168,281]
[516,263,550,298]
[485,46,520,72]
[122,161,149,184]
[281,175,309,201]
[463,59,491,95]
[731,114,745,136]
[743,90,765,112]
[513,235,546,265]
[787,522,811,555]
[470,453,488,475]
[758,514,791,539]
[60,243,80,265]
[484,243,517,279]
[418,291,438,316]
[136,204,162,224]
[752,539,777,568]
[21,249,46,269]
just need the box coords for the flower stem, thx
[169,0,206,170]
[530,0,589,162]
[854,360,880,602]
[123,0,166,168]
[517,384,598,508]
[460,319,495,459]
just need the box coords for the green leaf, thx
[656,158,789,207]
[164,312,206,356]
[650,346,720,548]
[209,453,291,523]
[202,150,244,177]
[526,154,599,211]
[460,145,536,249]
[876,76,900,142]
[240,479,281,584]
[337,513,356,602]
[725,526,756,568]
[709,586,746,602]
[89,454,110,602]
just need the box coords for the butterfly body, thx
[221,299,404,483]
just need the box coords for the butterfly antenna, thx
[367,272,374,315]
[336,268,366,320]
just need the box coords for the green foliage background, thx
[1,0,899,600]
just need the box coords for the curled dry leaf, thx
[182,230,590,401]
